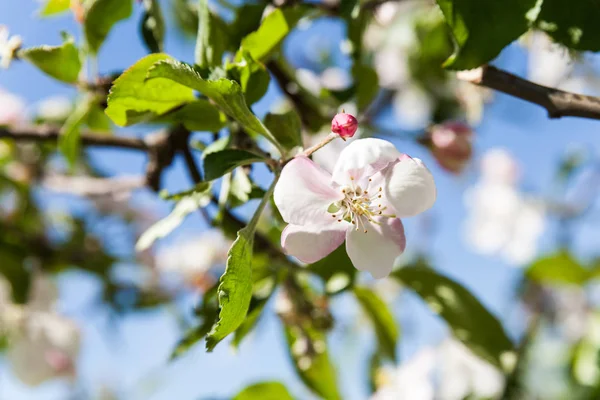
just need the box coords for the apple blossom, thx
[0,25,22,69]
[274,138,436,278]
[428,121,473,174]
[0,87,26,126]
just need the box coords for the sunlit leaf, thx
[233,382,294,400]
[227,52,270,105]
[39,0,70,16]
[393,266,515,372]
[19,33,82,84]
[353,286,399,361]
[84,0,134,54]
[59,97,93,168]
[161,100,227,132]
[264,109,303,151]
[136,190,210,251]
[526,251,591,285]
[195,0,227,69]
[147,58,282,152]
[105,54,196,126]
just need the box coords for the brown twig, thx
[0,125,148,151]
[459,65,600,121]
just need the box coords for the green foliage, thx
[283,324,341,400]
[84,0,133,54]
[227,52,271,105]
[233,382,294,400]
[526,252,595,285]
[229,3,268,49]
[147,59,283,152]
[435,0,537,69]
[394,266,515,372]
[19,33,82,84]
[264,110,303,151]
[353,286,398,362]
[203,149,265,181]
[534,0,600,51]
[195,0,227,69]
[136,189,210,251]
[39,0,70,17]
[162,100,227,132]
[105,54,196,126]
[239,9,302,62]
[206,179,278,351]
[59,97,93,168]
[140,0,165,53]
[308,246,356,295]
[352,64,379,112]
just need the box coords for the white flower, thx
[0,87,26,126]
[464,149,545,265]
[7,311,80,386]
[36,96,73,121]
[371,348,436,400]
[0,25,22,69]
[526,32,573,88]
[155,230,231,282]
[393,84,434,130]
[274,138,436,278]
[438,339,504,400]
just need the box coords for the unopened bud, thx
[429,121,473,174]
[331,112,358,139]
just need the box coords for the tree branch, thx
[459,65,600,121]
[0,125,148,151]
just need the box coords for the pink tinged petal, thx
[345,218,406,279]
[281,224,347,264]
[385,157,437,217]
[332,138,402,186]
[274,156,344,226]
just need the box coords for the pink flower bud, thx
[429,121,473,174]
[331,112,358,139]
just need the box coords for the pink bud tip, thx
[331,113,358,139]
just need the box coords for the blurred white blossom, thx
[393,84,434,130]
[295,67,351,95]
[464,149,545,265]
[7,311,80,386]
[0,25,22,69]
[0,87,26,126]
[155,230,231,284]
[35,95,72,121]
[371,339,504,400]
[526,32,573,88]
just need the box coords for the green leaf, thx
[84,0,133,54]
[534,0,600,51]
[195,0,227,69]
[39,0,70,16]
[353,286,398,362]
[19,34,82,84]
[283,324,341,400]
[203,149,264,181]
[239,9,295,62]
[159,181,210,201]
[352,64,378,112]
[140,0,165,53]
[85,103,112,132]
[136,191,210,251]
[164,100,227,132]
[308,245,356,295]
[147,59,283,152]
[229,3,268,49]
[233,382,294,400]
[105,54,196,127]
[393,266,515,372]
[264,110,303,150]
[526,251,591,285]
[59,97,93,167]
[435,0,537,69]
[206,178,278,351]
[227,52,270,105]
[232,272,276,347]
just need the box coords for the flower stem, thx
[302,132,338,158]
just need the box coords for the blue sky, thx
[2,1,600,399]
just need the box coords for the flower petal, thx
[385,156,436,217]
[282,224,347,264]
[332,138,401,186]
[346,218,406,278]
[274,156,344,226]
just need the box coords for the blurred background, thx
[2,0,600,399]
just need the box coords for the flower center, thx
[329,177,396,233]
